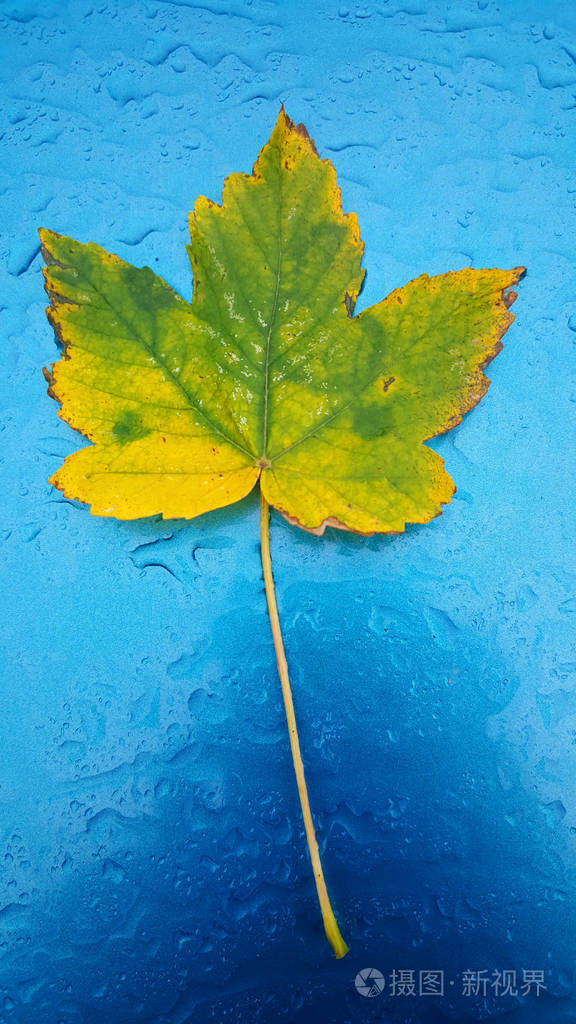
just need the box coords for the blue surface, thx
[1,1,576,1021]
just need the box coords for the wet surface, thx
[1,0,576,1021]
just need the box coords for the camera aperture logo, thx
[355,968,385,998]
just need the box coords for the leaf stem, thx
[259,489,349,959]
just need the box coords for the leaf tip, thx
[38,227,70,270]
[38,226,53,262]
[502,266,526,309]
[274,104,320,157]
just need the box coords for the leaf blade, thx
[40,114,524,534]
[51,438,259,520]
[188,108,365,460]
[261,265,524,534]
[40,228,259,517]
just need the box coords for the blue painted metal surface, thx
[1,1,575,1021]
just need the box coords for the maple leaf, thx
[40,108,524,957]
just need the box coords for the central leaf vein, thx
[261,145,284,460]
